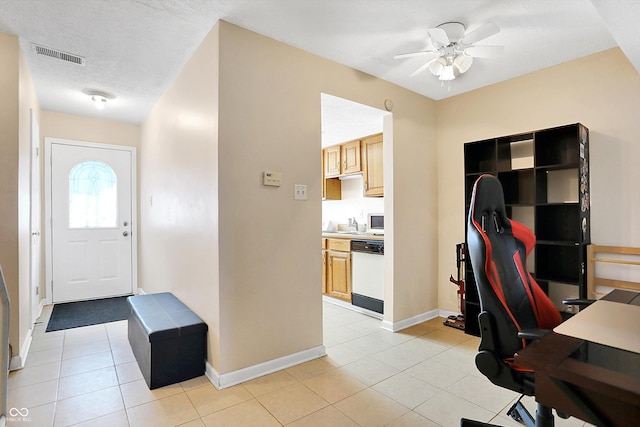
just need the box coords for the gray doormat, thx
[46,295,131,332]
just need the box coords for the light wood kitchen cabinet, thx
[324,238,351,302]
[341,139,361,175]
[324,146,341,178]
[322,150,341,200]
[362,133,384,197]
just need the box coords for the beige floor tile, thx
[9,401,55,426]
[185,382,253,416]
[454,335,481,354]
[63,325,108,346]
[397,337,448,358]
[121,378,184,408]
[177,419,207,427]
[60,350,114,377]
[29,333,65,352]
[7,378,58,410]
[127,392,199,427]
[302,369,367,404]
[334,388,409,427]
[111,343,136,365]
[397,322,439,337]
[447,374,517,413]
[370,346,426,371]
[180,375,211,392]
[256,383,328,424]
[370,329,415,346]
[372,372,439,409]
[54,385,124,427]
[287,405,359,426]
[243,369,298,397]
[422,328,470,347]
[57,366,119,400]
[338,356,399,386]
[115,360,143,384]
[386,410,440,427]
[285,358,335,381]
[344,317,384,335]
[62,339,111,360]
[348,334,395,355]
[323,342,368,367]
[24,347,63,368]
[8,361,60,390]
[72,410,130,427]
[405,359,468,389]
[422,317,448,330]
[201,398,280,427]
[429,347,478,375]
[414,390,495,427]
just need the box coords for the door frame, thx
[44,138,138,305]
[30,109,41,323]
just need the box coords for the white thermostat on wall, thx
[262,171,282,187]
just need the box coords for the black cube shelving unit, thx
[463,123,590,336]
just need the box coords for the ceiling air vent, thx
[31,44,85,66]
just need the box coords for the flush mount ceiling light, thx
[83,89,114,110]
[394,22,503,82]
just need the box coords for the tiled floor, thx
[8,301,595,427]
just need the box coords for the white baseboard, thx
[380,309,440,332]
[205,345,326,390]
[136,287,146,295]
[10,327,33,371]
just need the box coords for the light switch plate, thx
[263,171,282,187]
[294,184,308,200]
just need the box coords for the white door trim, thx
[44,138,138,305]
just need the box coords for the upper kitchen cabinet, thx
[324,145,342,178]
[362,133,384,197]
[322,132,384,199]
[341,139,362,175]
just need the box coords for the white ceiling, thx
[0,1,638,125]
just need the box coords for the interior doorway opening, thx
[320,93,392,339]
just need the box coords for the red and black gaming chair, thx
[464,174,565,427]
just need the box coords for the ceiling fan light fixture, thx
[439,64,456,81]
[83,89,114,110]
[454,55,473,74]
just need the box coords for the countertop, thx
[322,232,384,241]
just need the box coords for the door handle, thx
[123,231,129,237]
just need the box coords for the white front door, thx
[49,141,135,303]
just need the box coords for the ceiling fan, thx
[394,22,503,81]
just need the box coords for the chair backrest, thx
[467,175,562,359]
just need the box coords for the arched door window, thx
[69,160,117,228]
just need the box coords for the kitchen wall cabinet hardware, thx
[463,123,590,337]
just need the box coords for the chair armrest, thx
[562,298,596,307]
[517,328,550,341]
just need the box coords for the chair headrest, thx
[469,174,510,233]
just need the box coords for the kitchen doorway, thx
[44,138,137,303]
[320,93,392,326]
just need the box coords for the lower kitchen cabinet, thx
[323,238,352,302]
[327,250,351,302]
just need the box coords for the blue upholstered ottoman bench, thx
[127,292,208,389]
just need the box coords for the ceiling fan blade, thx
[463,45,504,58]
[461,22,500,45]
[409,55,440,77]
[394,50,437,60]
[427,28,450,46]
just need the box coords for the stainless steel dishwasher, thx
[351,239,384,314]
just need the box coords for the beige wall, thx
[139,21,437,376]
[40,111,140,148]
[0,32,22,357]
[436,48,640,312]
[139,24,221,368]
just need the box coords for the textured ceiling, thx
[0,0,637,125]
